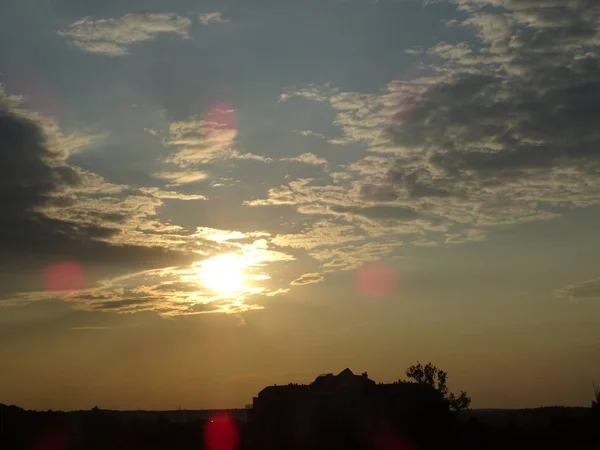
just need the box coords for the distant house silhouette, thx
[247,369,450,450]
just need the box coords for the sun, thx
[197,253,248,295]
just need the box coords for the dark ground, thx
[1,403,599,450]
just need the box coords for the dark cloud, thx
[0,111,78,215]
[557,277,600,302]
[94,298,153,311]
[247,0,600,249]
[151,282,205,293]
[183,302,225,314]
[359,183,398,202]
[0,107,192,295]
[377,0,600,221]
[386,169,452,199]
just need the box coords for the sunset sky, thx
[1,0,600,411]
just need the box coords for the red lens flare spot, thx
[204,101,237,131]
[202,101,237,152]
[30,432,66,450]
[5,63,67,118]
[376,429,414,450]
[355,263,399,299]
[43,261,86,294]
[205,413,240,450]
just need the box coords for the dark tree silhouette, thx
[404,362,471,412]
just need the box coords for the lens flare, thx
[204,101,236,132]
[376,429,414,450]
[355,263,399,299]
[205,413,239,450]
[30,432,66,450]
[43,261,86,294]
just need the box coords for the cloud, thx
[154,171,209,186]
[310,242,401,271]
[59,13,192,56]
[0,87,214,299]
[9,236,295,316]
[281,152,328,166]
[11,0,600,317]
[272,221,363,249]
[444,229,487,245]
[556,277,600,302]
[244,178,349,207]
[279,83,338,103]
[234,239,296,264]
[166,117,236,165]
[139,187,207,201]
[300,130,327,139]
[291,273,325,286]
[193,227,270,243]
[266,288,290,296]
[379,0,600,227]
[330,172,353,183]
[280,86,386,146]
[0,88,297,316]
[199,12,229,25]
[3,92,101,160]
[228,151,273,163]
[165,116,270,165]
[248,0,600,254]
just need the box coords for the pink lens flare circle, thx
[43,261,86,294]
[355,263,399,299]
[375,429,415,450]
[204,101,237,131]
[205,413,240,450]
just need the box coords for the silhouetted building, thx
[247,369,450,450]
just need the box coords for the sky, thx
[1,0,600,411]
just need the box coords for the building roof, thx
[256,369,443,401]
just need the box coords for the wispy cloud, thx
[281,152,328,166]
[266,288,290,296]
[8,0,600,321]
[556,277,600,303]
[0,86,214,265]
[199,12,229,25]
[300,130,327,139]
[291,273,325,286]
[310,242,401,271]
[155,171,209,186]
[165,116,270,165]
[193,227,270,243]
[10,236,295,316]
[139,187,207,201]
[166,117,237,165]
[249,0,600,258]
[59,13,191,56]
[279,83,338,103]
[272,221,363,249]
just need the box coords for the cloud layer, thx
[0,88,289,313]
[6,0,600,316]
[59,13,192,56]
[251,0,600,252]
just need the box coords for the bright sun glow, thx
[197,253,248,295]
